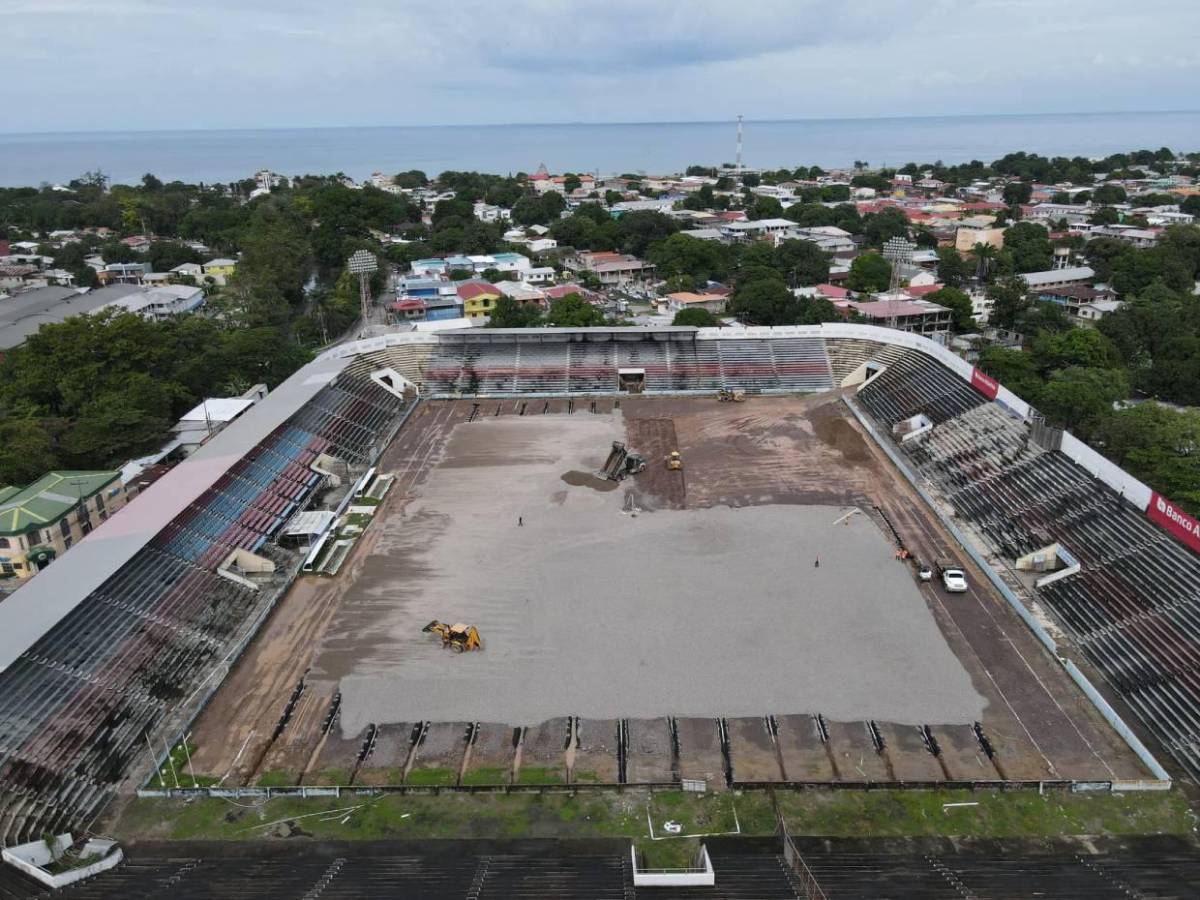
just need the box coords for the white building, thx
[719,218,799,243]
[106,284,205,321]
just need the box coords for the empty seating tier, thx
[866,388,1200,781]
[0,371,409,844]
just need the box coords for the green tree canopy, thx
[545,293,605,327]
[672,307,719,327]
[925,286,975,332]
[845,253,892,293]
[1037,367,1130,436]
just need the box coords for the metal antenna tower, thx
[348,249,378,338]
[735,115,744,175]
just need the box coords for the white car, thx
[941,568,968,593]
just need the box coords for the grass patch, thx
[308,768,352,786]
[404,767,457,786]
[256,771,295,788]
[636,837,702,870]
[461,767,511,786]
[113,787,1192,845]
[149,738,215,789]
[516,766,566,785]
[776,789,1195,838]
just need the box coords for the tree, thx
[394,170,428,188]
[986,276,1031,330]
[727,278,797,325]
[615,210,678,256]
[563,174,582,193]
[0,417,60,485]
[925,287,975,332]
[1093,184,1127,205]
[741,173,761,188]
[1090,206,1120,226]
[1002,221,1053,273]
[862,207,909,247]
[672,307,719,327]
[1181,195,1200,217]
[646,233,736,284]
[487,296,542,328]
[1002,181,1033,207]
[545,293,605,327]
[845,253,892,293]
[774,239,830,287]
[978,347,1043,402]
[1093,403,1200,514]
[1032,328,1119,373]
[1037,367,1130,436]
[936,247,971,288]
[748,196,783,220]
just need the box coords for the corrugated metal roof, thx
[0,470,120,536]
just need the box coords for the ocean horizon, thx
[2,110,1199,188]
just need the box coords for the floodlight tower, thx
[347,249,378,337]
[882,236,916,329]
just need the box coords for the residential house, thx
[98,262,151,285]
[719,218,798,243]
[1088,225,1160,248]
[170,262,204,281]
[0,471,127,579]
[473,202,510,223]
[1076,299,1124,326]
[1035,283,1118,316]
[423,294,465,321]
[108,284,205,321]
[391,298,427,322]
[662,291,726,315]
[789,226,856,254]
[529,164,595,195]
[202,258,237,284]
[457,281,503,320]
[567,251,656,287]
[0,266,43,291]
[496,281,547,309]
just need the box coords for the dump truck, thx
[665,450,683,471]
[423,620,483,652]
[600,441,646,481]
[716,389,746,402]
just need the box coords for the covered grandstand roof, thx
[0,353,350,672]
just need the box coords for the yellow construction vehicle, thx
[716,389,745,402]
[665,450,683,471]
[423,620,483,652]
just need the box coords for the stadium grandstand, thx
[1,321,1198,849]
[2,837,1199,898]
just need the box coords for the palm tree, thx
[973,242,998,281]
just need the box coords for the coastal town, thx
[4,140,1200,896]
[0,147,1191,564]
[2,150,1200,579]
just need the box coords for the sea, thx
[1,111,1199,188]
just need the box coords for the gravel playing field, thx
[326,413,984,734]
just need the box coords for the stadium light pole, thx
[882,236,916,330]
[347,249,379,338]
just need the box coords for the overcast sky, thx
[5,0,1199,133]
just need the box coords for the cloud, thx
[3,0,1199,132]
